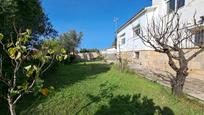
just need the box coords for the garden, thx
[1,62,204,115]
[1,0,204,115]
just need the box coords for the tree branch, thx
[187,48,204,62]
[13,79,36,105]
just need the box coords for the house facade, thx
[117,0,204,52]
[115,0,204,100]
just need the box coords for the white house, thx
[116,6,156,52]
[116,0,204,52]
[115,0,204,101]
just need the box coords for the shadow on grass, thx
[0,63,111,115]
[43,63,111,89]
[20,63,110,113]
[94,94,174,115]
[76,81,118,115]
[76,82,174,115]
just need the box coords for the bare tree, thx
[137,11,204,96]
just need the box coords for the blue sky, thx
[41,0,151,49]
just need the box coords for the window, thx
[167,0,185,14]
[177,0,185,9]
[121,38,126,45]
[133,25,140,37]
[167,0,175,13]
[195,30,204,45]
[134,52,140,59]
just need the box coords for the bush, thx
[63,55,77,64]
[92,56,104,61]
[80,48,99,53]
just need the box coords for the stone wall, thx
[76,52,100,61]
[118,49,204,101]
[102,53,117,63]
[101,48,117,63]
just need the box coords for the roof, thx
[116,6,157,34]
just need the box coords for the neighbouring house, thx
[101,47,117,63]
[116,0,204,100]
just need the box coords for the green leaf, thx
[16,52,21,60]
[50,86,55,90]
[26,29,32,35]
[24,65,32,70]
[17,82,29,91]
[33,65,37,70]
[48,49,55,54]
[64,55,68,60]
[26,69,34,77]
[10,90,20,96]
[34,78,44,94]
[15,41,20,46]
[8,47,17,59]
[56,56,60,61]
[24,65,38,77]
[61,48,66,54]
[22,82,29,91]
[21,46,27,52]
[56,55,63,61]
[7,43,13,48]
[0,33,4,40]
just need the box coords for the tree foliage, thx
[59,30,83,53]
[0,30,67,115]
[0,0,57,39]
[80,48,99,53]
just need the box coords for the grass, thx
[1,62,204,115]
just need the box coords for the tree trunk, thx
[118,57,123,71]
[8,95,16,115]
[171,71,187,97]
[171,81,184,97]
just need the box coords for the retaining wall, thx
[110,49,204,100]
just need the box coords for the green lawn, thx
[2,62,204,115]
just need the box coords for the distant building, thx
[101,47,117,55]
